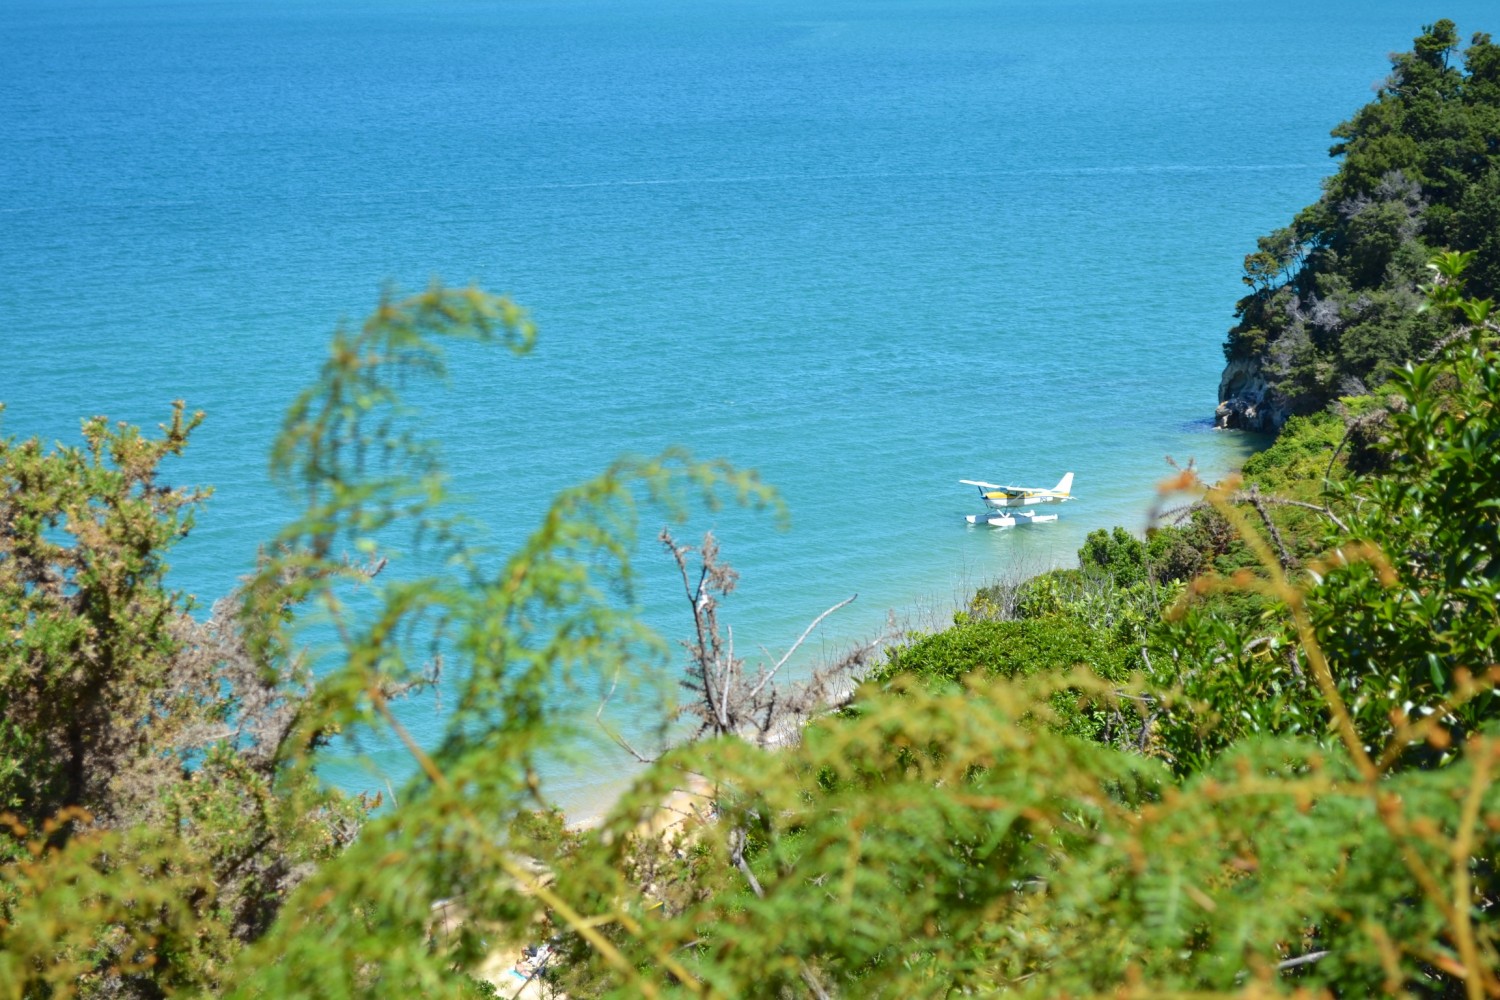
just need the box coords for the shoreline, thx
[333,441,1267,825]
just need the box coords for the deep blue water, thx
[4,0,1492,812]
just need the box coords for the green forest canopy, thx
[1224,20,1500,422]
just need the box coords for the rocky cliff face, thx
[1215,356,1290,433]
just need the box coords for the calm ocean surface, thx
[4,0,1492,812]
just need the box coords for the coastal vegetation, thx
[4,20,1500,999]
[1219,20,1500,429]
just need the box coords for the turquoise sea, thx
[3,0,1493,813]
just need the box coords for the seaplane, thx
[960,473,1074,527]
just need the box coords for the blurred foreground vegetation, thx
[5,22,1500,1000]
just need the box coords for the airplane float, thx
[960,472,1074,527]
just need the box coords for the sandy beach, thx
[459,772,716,995]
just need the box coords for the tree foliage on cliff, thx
[1225,20,1500,417]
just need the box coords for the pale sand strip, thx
[466,772,718,996]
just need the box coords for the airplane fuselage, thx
[979,490,1062,509]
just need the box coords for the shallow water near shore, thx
[3,0,1490,816]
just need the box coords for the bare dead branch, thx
[595,671,659,765]
[1243,486,1296,571]
[658,530,898,752]
[746,593,859,704]
[726,825,831,999]
[1276,950,1330,971]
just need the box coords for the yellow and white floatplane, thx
[960,472,1074,527]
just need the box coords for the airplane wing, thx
[962,477,1076,498]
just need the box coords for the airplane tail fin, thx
[1052,472,1074,497]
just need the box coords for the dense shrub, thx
[872,617,1130,688]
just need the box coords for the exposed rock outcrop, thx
[1215,356,1290,433]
